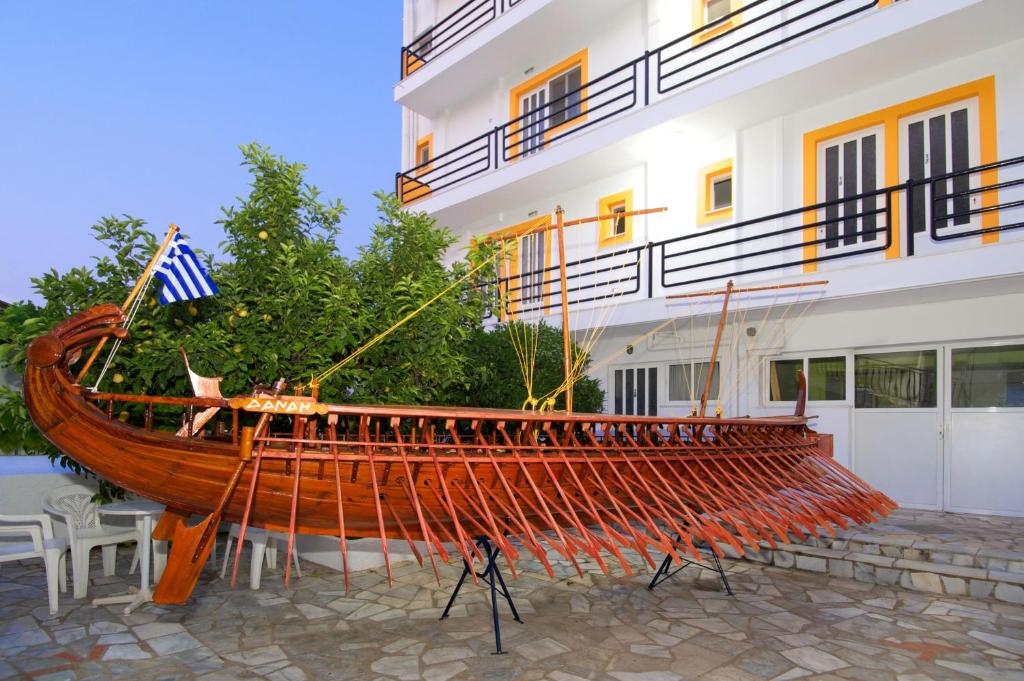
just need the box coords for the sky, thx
[0,2,403,303]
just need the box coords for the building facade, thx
[394,0,1024,516]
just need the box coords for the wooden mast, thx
[698,280,733,418]
[75,224,181,383]
[555,206,573,413]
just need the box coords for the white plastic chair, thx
[0,514,69,614]
[219,524,302,589]
[42,484,140,599]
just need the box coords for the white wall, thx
[432,36,1024,329]
[586,287,1024,470]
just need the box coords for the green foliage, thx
[345,193,486,404]
[0,142,604,501]
[181,143,358,401]
[461,321,604,413]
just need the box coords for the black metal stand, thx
[647,534,734,596]
[440,537,523,654]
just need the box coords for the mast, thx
[698,280,733,418]
[76,224,180,383]
[555,206,572,413]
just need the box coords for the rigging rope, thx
[93,272,155,391]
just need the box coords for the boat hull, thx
[24,305,896,594]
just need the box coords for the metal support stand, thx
[440,537,523,654]
[648,534,734,596]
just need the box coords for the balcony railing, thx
[397,0,881,203]
[479,155,1024,318]
[401,0,527,79]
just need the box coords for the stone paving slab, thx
[1,538,1024,680]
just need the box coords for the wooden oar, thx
[153,427,254,604]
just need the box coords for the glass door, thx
[816,125,886,266]
[944,342,1024,515]
[899,98,981,255]
[852,348,942,509]
[520,86,547,157]
[612,366,659,416]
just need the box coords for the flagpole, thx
[75,224,180,383]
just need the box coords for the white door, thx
[852,348,942,509]
[520,86,546,157]
[899,98,981,255]
[944,342,1024,515]
[515,231,546,311]
[612,365,659,416]
[816,125,887,267]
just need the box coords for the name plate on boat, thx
[228,395,329,416]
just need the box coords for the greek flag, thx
[153,233,219,304]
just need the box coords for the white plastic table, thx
[92,500,163,614]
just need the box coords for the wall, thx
[433,35,1024,328]
[586,287,1024,471]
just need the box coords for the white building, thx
[394,0,1024,516]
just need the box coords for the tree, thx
[0,144,493,492]
[461,321,604,413]
[0,143,605,497]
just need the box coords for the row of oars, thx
[227,415,895,592]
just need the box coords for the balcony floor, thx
[2,524,1024,680]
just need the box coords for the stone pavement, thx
[2,537,1024,681]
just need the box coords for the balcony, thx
[478,155,1024,322]
[400,0,526,81]
[397,0,888,205]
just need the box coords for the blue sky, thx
[0,2,402,303]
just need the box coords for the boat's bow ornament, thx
[23,304,897,604]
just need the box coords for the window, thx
[668,361,720,402]
[952,344,1024,408]
[414,134,432,176]
[610,204,626,235]
[548,66,583,129]
[692,0,743,44]
[808,356,846,401]
[768,359,803,401]
[705,0,731,23]
[801,76,999,271]
[488,215,552,317]
[697,159,734,225]
[768,356,847,402]
[509,50,588,159]
[598,189,633,247]
[711,174,732,211]
[855,350,937,408]
[817,127,884,251]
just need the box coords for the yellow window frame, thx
[508,50,588,160]
[800,76,999,272]
[697,159,734,225]
[691,0,743,45]
[414,134,433,177]
[598,189,634,248]
[489,215,553,319]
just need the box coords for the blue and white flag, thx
[153,233,219,304]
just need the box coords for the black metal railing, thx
[397,0,881,203]
[397,129,493,203]
[926,156,1024,244]
[500,58,642,163]
[401,0,531,79]
[497,242,645,316]
[654,0,878,95]
[660,184,893,289]
[479,155,1024,319]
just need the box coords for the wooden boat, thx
[23,302,896,604]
